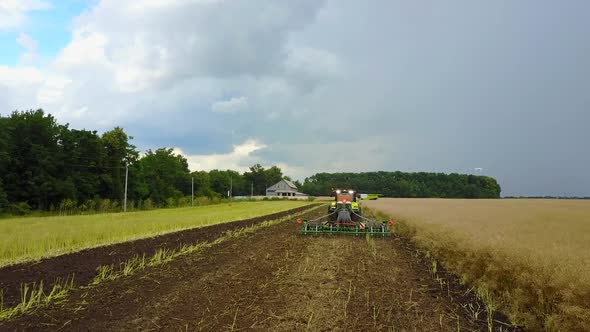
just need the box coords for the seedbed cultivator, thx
[296,189,393,236]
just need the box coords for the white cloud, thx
[16,32,38,64]
[50,0,327,92]
[0,0,51,10]
[55,32,110,69]
[125,0,222,12]
[16,32,36,50]
[211,96,248,113]
[2,0,334,133]
[0,64,74,115]
[0,65,45,113]
[0,0,52,30]
[175,139,267,172]
[0,65,44,86]
[0,0,345,147]
[36,74,72,104]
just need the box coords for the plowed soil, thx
[0,206,518,331]
[0,205,314,307]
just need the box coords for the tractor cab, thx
[328,189,361,222]
[334,189,357,203]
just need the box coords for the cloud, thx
[175,139,267,172]
[0,65,45,114]
[0,66,44,86]
[211,96,248,113]
[283,46,343,91]
[4,0,333,135]
[2,0,590,196]
[0,0,52,30]
[36,74,72,104]
[55,32,110,69]
[16,33,39,64]
[50,0,326,93]
[0,66,75,126]
[16,32,36,50]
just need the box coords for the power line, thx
[59,163,126,169]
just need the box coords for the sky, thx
[0,0,589,197]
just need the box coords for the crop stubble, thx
[365,198,590,331]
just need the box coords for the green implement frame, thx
[300,221,391,236]
[298,189,392,236]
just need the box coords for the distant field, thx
[365,198,590,331]
[0,201,311,268]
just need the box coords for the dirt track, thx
[0,206,513,331]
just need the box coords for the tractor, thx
[298,189,392,236]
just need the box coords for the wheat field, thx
[365,198,590,331]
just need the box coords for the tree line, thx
[0,109,502,215]
[0,110,290,215]
[300,171,501,198]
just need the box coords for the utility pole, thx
[230,176,233,198]
[124,164,128,212]
[251,182,254,197]
[191,176,194,206]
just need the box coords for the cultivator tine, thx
[299,220,391,236]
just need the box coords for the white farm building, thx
[266,179,307,198]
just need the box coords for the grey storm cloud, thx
[1,0,589,196]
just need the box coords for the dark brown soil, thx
[1,206,520,331]
[0,204,316,307]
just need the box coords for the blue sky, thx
[1,0,589,196]
[0,1,94,65]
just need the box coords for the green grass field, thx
[0,201,312,268]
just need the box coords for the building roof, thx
[283,179,297,189]
[266,179,298,191]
